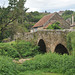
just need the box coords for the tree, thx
[0,0,28,41]
[8,0,17,9]
[16,0,28,24]
[62,10,74,20]
[0,6,11,41]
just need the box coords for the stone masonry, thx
[14,29,75,54]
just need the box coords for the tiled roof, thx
[33,13,54,28]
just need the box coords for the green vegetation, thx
[18,53,75,75]
[0,43,19,58]
[47,22,61,29]
[19,70,63,75]
[26,11,49,22]
[0,0,75,75]
[62,10,74,20]
[0,0,49,42]
[0,52,74,75]
[0,56,18,75]
[0,40,39,58]
[13,40,39,58]
[0,32,75,75]
[67,31,75,55]
[0,0,28,41]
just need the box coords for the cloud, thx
[0,0,75,12]
[0,0,8,7]
[25,0,75,12]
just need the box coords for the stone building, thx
[31,12,70,32]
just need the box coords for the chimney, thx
[72,15,74,25]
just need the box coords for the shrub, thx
[0,43,19,58]
[13,40,39,58]
[22,53,75,75]
[47,22,61,29]
[0,56,18,75]
[0,40,39,58]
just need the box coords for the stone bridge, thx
[14,29,75,54]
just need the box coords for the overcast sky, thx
[0,0,75,12]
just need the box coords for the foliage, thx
[62,10,74,20]
[0,43,19,58]
[67,35,72,54]
[0,56,18,75]
[47,22,61,29]
[25,11,49,22]
[13,40,39,58]
[24,21,35,31]
[62,10,73,15]
[0,0,49,41]
[21,53,75,75]
[0,0,28,41]
[0,40,39,58]
[67,31,75,55]
[19,70,62,75]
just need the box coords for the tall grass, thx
[21,53,75,75]
[0,56,18,75]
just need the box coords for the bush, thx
[0,43,19,58]
[47,22,61,29]
[13,40,39,58]
[22,53,75,75]
[0,56,18,75]
[0,40,39,58]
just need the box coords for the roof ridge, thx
[43,13,56,27]
[33,13,55,28]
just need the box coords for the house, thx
[58,11,64,15]
[31,12,70,32]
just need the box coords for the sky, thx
[0,0,75,12]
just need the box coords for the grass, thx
[0,31,75,75]
[19,53,75,75]
[19,70,63,75]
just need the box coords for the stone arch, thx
[54,43,69,55]
[38,39,46,53]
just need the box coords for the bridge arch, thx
[54,43,69,55]
[38,39,46,53]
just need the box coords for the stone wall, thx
[14,29,75,54]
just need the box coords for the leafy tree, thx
[62,10,74,20]
[62,10,73,15]
[0,7,11,41]
[47,22,61,29]
[8,0,17,9]
[0,0,28,41]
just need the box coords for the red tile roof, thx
[33,13,54,28]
